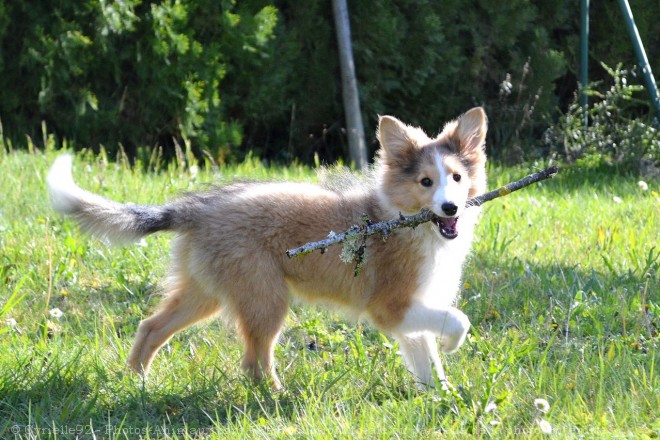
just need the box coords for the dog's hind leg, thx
[127,278,220,375]
[233,280,289,391]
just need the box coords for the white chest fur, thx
[416,206,480,308]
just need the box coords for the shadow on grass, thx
[497,161,657,196]
[0,341,294,436]
[463,250,659,346]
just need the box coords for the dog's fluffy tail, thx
[47,155,175,244]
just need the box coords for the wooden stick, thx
[285,165,559,259]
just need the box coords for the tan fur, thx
[48,108,488,390]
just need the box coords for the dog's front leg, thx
[393,331,448,390]
[394,302,471,354]
[422,332,447,382]
[393,333,434,389]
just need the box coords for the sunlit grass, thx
[0,144,658,439]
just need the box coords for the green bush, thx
[545,63,659,172]
[0,0,277,160]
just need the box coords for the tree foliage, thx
[0,0,658,164]
[0,0,277,159]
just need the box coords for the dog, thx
[47,107,488,390]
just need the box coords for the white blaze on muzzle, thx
[432,152,466,239]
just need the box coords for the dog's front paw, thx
[438,309,470,353]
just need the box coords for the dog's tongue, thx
[439,217,458,239]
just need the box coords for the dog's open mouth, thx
[433,216,459,239]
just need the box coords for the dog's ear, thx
[377,116,420,165]
[453,107,487,157]
[378,116,411,152]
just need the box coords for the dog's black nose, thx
[441,202,458,216]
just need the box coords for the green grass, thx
[0,145,658,439]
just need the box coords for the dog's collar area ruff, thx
[433,216,459,239]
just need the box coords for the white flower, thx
[537,418,552,434]
[484,401,498,413]
[613,196,623,204]
[5,318,17,327]
[49,308,64,319]
[189,165,199,179]
[534,398,550,413]
[637,180,648,191]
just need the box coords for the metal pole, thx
[580,0,589,127]
[617,0,660,115]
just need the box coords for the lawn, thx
[0,145,658,439]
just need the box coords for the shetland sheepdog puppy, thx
[47,107,488,390]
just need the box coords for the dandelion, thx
[537,418,552,434]
[49,308,64,319]
[534,398,550,413]
[612,196,623,204]
[637,180,648,191]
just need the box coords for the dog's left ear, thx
[453,107,487,156]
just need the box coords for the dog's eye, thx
[420,177,433,187]
[453,173,462,182]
